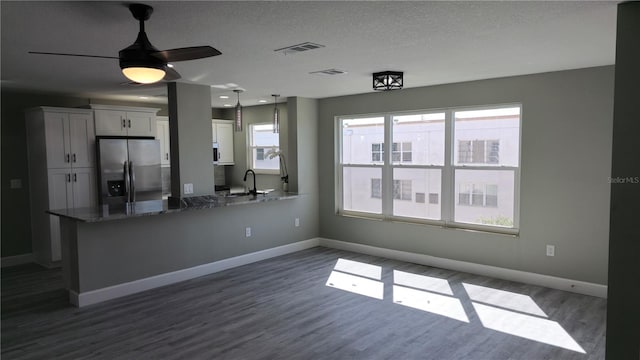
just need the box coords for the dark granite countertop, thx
[47,191,298,223]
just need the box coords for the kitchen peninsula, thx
[48,191,306,307]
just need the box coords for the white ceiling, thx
[1,1,618,108]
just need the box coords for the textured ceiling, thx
[0,1,617,108]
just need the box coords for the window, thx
[393,180,412,201]
[338,105,520,233]
[458,184,498,207]
[249,123,279,173]
[458,140,500,164]
[371,143,384,162]
[373,142,412,163]
[256,148,265,161]
[371,178,382,199]
[392,142,412,163]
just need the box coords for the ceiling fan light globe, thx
[122,67,165,84]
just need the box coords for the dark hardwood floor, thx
[1,247,606,359]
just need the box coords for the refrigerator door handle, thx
[130,161,136,203]
[124,161,130,203]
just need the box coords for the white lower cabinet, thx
[46,168,96,261]
[26,107,97,267]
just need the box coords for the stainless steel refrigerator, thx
[96,137,162,206]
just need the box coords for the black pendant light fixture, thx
[233,89,243,132]
[272,94,280,133]
[373,71,404,91]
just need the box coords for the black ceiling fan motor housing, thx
[119,3,166,71]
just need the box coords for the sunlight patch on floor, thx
[324,259,586,354]
[393,285,469,322]
[394,270,453,296]
[326,271,384,300]
[472,302,586,353]
[334,258,382,280]
[463,283,547,317]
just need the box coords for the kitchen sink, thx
[223,189,274,198]
[224,192,253,198]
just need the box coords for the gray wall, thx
[606,2,640,358]
[69,97,319,291]
[168,82,215,198]
[74,197,318,291]
[0,89,168,257]
[225,103,288,190]
[318,66,614,285]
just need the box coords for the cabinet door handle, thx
[122,118,126,128]
[128,119,131,128]
[73,153,77,163]
[66,174,71,183]
[66,153,70,163]
[166,153,169,160]
[73,173,77,182]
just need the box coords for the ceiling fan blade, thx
[164,67,181,81]
[151,46,221,62]
[29,51,119,59]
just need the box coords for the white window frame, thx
[336,104,521,235]
[248,123,280,175]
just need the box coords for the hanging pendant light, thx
[272,94,280,133]
[233,89,243,132]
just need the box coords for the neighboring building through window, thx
[338,105,520,232]
[371,143,383,162]
[458,140,500,164]
[372,142,412,163]
[458,184,498,207]
[371,178,382,199]
[393,180,412,201]
[256,148,265,161]
[249,123,279,173]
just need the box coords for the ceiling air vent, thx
[309,69,348,75]
[275,42,325,55]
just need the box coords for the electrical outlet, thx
[295,218,300,227]
[10,179,22,189]
[184,183,193,194]
[245,227,252,237]
[546,245,555,257]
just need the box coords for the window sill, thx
[336,211,519,237]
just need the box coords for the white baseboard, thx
[1,253,34,268]
[69,236,606,307]
[71,238,321,307]
[318,238,607,298]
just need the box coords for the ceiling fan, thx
[29,3,221,84]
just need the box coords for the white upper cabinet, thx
[212,119,234,165]
[68,113,95,167]
[156,117,170,166]
[94,109,127,136]
[91,105,159,137]
[40,109,95,169]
